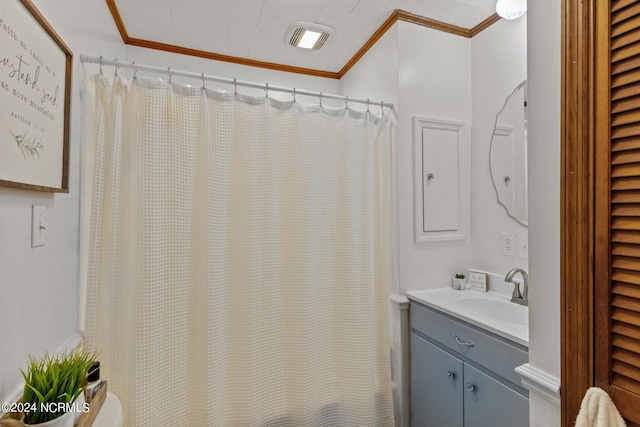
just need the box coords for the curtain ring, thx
[99,56,103,74]
[133,61,137,80]
[366,98,370,112]
[381,100,384,114]
[114,58,118,77]
[234,77,237,95]
[265,82,269,99]
[202,72,205,90]
[320,92,323,107]
[168,67,172,84]
[345,95,349,109]
[293,88,296,102]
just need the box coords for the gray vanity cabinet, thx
[410,301,529,427]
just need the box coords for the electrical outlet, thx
[517,234,528,258]
[502,232,516,256]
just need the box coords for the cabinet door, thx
[463,364,529,427]
[411,333,463,427]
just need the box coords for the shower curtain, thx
[83,74,394,427]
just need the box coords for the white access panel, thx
[422,127,459,232]
[413,117,467,243]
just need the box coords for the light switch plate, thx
[517,234,528,258]
[32,205,46,248]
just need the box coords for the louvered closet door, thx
[596,0,640,423]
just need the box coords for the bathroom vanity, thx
[407,288,529,427]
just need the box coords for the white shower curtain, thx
[83,74,394,427]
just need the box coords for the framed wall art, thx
[0,0,72,192]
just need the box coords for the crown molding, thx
[105,1,502,80]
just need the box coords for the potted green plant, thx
[20,350,97,427]
[453,273,466,290]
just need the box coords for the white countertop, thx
[406,287,529,347]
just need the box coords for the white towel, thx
[575,387,626,427]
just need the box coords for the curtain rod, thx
[80,55,394,110]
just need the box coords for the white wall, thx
[397,21,472,293]
[527,0,562,425]
[0,0,125,404]
[471,17,528,277]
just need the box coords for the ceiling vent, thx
[286,22,334,50]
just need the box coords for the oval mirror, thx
[489,80,528,227]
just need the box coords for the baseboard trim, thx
[515,363,561,406]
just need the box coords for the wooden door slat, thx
[613,243,640,257]
[613,373,640,396]
[614,282,640,299]
[612,69,640,88]
[613,217,640,230]
[613,28,640,50]
[613,191,640,202]
[613,349,640,376]
[613,294,640,312]
[613,256,640,271]
[613,307,640,328]
[612,163,640,177]
[612,3,640,25]
[612,268,640,285]
[614,0,639,13]
[612,138,640,152]
[613,176,640,190]
[612,44,640,63]
[613,123,640,139]
[612,82,640,100]
[613,332,640,352]
[614,360,640,383]
[613,15,640,38]
[614,111,640,127]
[613,150,640,164]
[613,97,640,115]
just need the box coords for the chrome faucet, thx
[505,268,528,306]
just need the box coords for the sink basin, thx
[405,288,529,346]
[456,297,528,325]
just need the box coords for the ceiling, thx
[111,0,498,75]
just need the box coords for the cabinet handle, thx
[453,334,475,347]
[447,371,455,380]
[426,173,435,181]
[467,383,476,392]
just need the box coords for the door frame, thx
[560,0,597,424]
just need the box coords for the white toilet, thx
[90,393,123,427]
